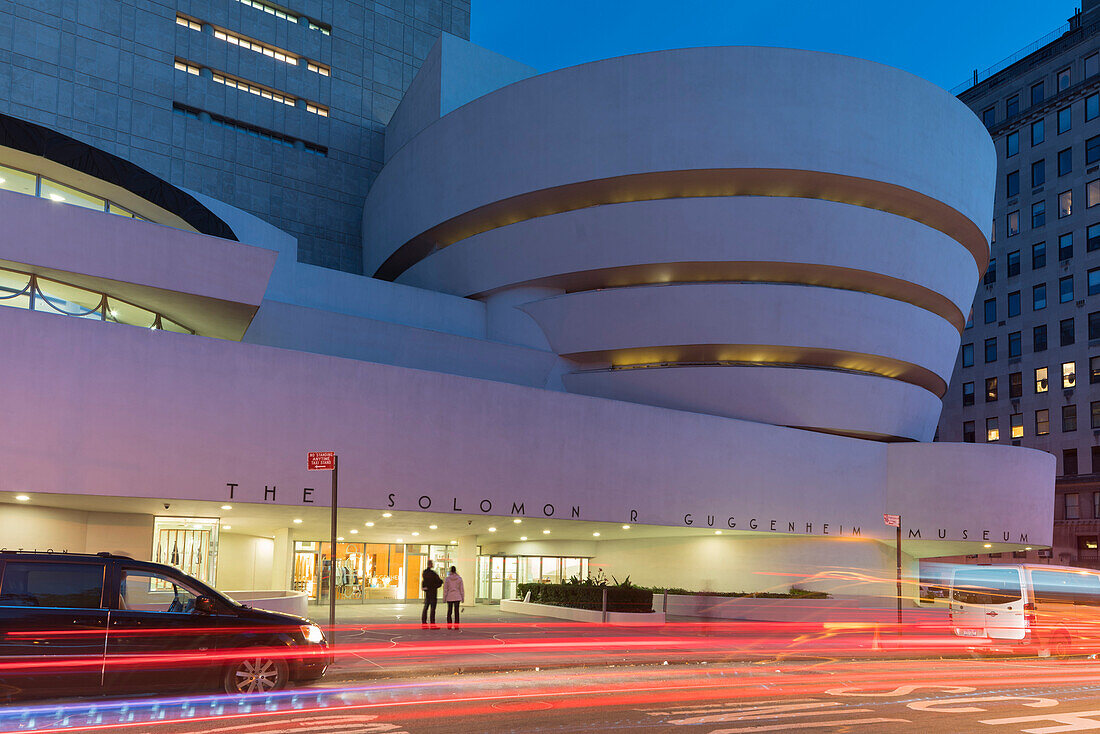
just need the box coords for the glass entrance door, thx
[478,556,519,602]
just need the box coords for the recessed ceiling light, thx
[513,519,522,524]
[396,538,404,543]
[350,529,358,534]
[450,540,458,544]
[429,524,438,530]
[715,530,722,535]
[221,505,232,510]
[293,518,303,524]
[520,536,528,541]
[382,513,392,518]
[48,193,64,202]
[1025,546,1033,550]
[223,525,232,530]
[488,527,497,532]
[14,495,30,502]
[412,532,420,536]
[543,530,550,534]
[592,532,600,537]
[983,543,992,548]
[622,525,630,530]
[337,536,345,541]
[365,521,374,527]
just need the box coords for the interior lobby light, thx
[396,537,404,543]
[715,530,722,535]
[48,193,64,202]
[488,527,497,532]
[429,524,438,529]
[412,532,420,536]
[543,529,550,534]
[520,536,528,541]
[450,540,458,545]
[365,521,374,527]
[622,525,630,530]
[513,519,522,524]
[293,518,303,523]
[983,543,992,548]
[382,512,392,518]
[221,505,232,510]
[223,525,232,530]
[593,532,600,537]
[350,529,358,534]
[14,495,30,502]
[1025,546,1033,550]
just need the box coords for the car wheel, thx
[223,656,289,694]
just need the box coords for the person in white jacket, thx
[442,566,465,629]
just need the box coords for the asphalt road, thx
[11,657,1100,733]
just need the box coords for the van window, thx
[1032,569,1100,606]
[0,561,105,609]
[952,567,1022,604]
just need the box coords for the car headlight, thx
[300,624,325,644]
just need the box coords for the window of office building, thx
[1065,404,1078,432]
[1067,491,1081,517]
[1008,131,1020,157]
[1060,190,1073,218]
[1011,413,1024,439]
[1032,81,1045,106]
[983,107,996,127]
[1093,401,1100,430]
[1090,224,1100,251]
[986,376,998,402]
[1089,53,1100,78]
[1059,67,1072,91]
[987,416,1000,442]
[1062,317,1076,346]
[1009,331,1022,357]
[1033,159,1046,187]
[1008,290,1021,316]
[1035,324,1048,352]
[1009,371,1023,398]
[1065,360,1077,388]
[1007,250,1020,277]
[1034,283,1047,310]
[1060,232,1073,259]
[1034,241,1047,268]
[1092,355,1100,383]
[1007,170,1019,198]
[1095,488,1100,514]
[1091,311,1100,340]
[1037,409,1050,436]
[1059,106,1073,133]
[963,420,975,443]
[962,343,974,367]
[1089,135,1100,165]
[1066,450,1080,477]
[985,258,997,285]
[1090,267,1100,295]
[963,381,975,406]
[1036,366,1049,393]
[1090,180,1100,208]
[966,311,973,329]
[1061,276,1075,303]
[1033,119,1046,145]
[984,298,996,323]
[1060,148,1073,176]
[986,337,998,363]
[1007,94,1020,117]
[1031,202,1044,229]
[1089,92,1100,120]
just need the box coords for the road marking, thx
[908,696,1060,713]
[705,717,911,732]
[826,684,977,697]
[669,708,872,725]
[181,714,409,734]
[981,710,1100,733]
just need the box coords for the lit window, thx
[1092,355,1100,384]
[1064,360,1077,388]
[986,376,998,402]
[1060,190,1073,218]
[175,15,203,31]
[207,23,299,65]
[306,103,329,117]
[1090,180,1100,209]
[211,71,297,107]
[1035,366,1049,393]
[307,61,331,77]
[1008,210,1020,236]
[174,60,201,76]
[986,417,999,442]
[1011,413,1023,439]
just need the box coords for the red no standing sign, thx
[308,451,336,471]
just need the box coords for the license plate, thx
[957,628,981,636]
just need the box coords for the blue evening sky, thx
[471,0,1082,92]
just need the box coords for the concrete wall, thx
[216,532,274,591]
[0,503,153,560]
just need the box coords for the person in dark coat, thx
[421,560,443,628]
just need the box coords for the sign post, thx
[884,513,902,633]
[308,451,338,643]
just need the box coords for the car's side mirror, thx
[194,595,216,615]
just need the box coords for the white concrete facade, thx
[0,42,1053,603]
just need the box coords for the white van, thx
[949,563,1100,655]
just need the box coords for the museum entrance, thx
[476,555,590,603]
[295,541,458,604]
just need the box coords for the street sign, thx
[884,513,901,527]
[308,451,336,471]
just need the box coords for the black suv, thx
[0,551,330,698]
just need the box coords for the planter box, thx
[500,599,665,625]
[659,593,944,624]
[225,589,309,617]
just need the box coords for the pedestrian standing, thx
[421,560,443,628]
[443,565,465,629]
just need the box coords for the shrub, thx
[518,580,653,613]
[642,586,828,599]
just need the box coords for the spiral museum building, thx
[0,26,1055,604]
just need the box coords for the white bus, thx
[949,564,1100,655]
